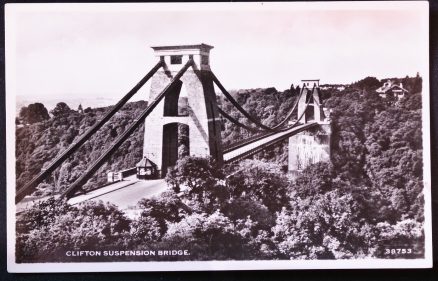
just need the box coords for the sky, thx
[6,2,428,104]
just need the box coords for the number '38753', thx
[385,248,412,255]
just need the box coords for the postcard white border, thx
[6,1,432,272]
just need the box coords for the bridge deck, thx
[223,122,318,163]
[68,176,168,210]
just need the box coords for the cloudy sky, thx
[6,2,428,103]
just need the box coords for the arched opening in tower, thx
[163,80,189,117]
[161,122,190,176]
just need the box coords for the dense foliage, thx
[16,75,424,262]
[16,101,147,195]
[18,103,50,125]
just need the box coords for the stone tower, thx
[297,79,324,123]
[289,79,331,176]
[143,44,223,177]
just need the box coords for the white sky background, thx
[6,2,428,103]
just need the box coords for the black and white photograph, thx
[5,1,432,272]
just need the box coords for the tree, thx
[324,89,382,179]
[57,162,73,191]
[50,102,72,117]
[273,187,376,259]
[227,159,289,212]
[352,76,380,91]
[289,83,295,94]
[364,107,423,222]
[400,91,422,111]
[135,191,188,238]
[178,124,189,158]
[293,162,335,198]
[165,156,227,212]
[412,73,422,94]
[16,199,131,262]
[19,103,50,124]
[374,219,424,258]
[221,198,275,231]
[163,211,259,260]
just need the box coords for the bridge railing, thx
[107,167,137,183]
[223,130,278,153]
[224,122,319,164]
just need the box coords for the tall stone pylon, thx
[143,44,223,177]
[289,79,331,176]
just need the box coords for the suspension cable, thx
[212,72,313,132]
[60,59,194,199]
[287,91,314,128]
[270,85,312,130]
[211,72,274,131]
[15,60,164,204]
[223,94,314,153]
[217,107,262,133]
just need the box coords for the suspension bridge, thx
[15,44,331,205]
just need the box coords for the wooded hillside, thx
[15,75,425,262]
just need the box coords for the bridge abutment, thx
[288,122,331,176]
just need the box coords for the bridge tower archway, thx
[143,44,223,177]
[161,122,190,176]
[297,79,325,123]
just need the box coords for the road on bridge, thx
[68,176,169,213]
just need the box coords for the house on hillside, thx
[319,84,345,91]
[376,80,408,100]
